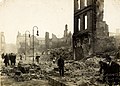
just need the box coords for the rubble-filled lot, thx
[44,56,106,86]
[1,48,120,86]
[1,62,47,81]
[0,57,51,86]
[40,49,120,86]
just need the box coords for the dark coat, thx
[57,57,64,68]
[99,61,109,75]
[4,54,9,63]
[109,61,119,74]
[107,61,120,84]
[9,54,16,63]
[1,53,4,59]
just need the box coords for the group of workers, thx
[2,53,16,67]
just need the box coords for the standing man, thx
[1,53,4,59]
[57,56,64,77]
[4,53,9,67]
[20,54,22,60]
[10,53,16,66]
[36,55,40,64]
[13,53,16,65]
[35,53,40,64]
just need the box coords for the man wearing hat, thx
[57,56,64,77]
[106,55,120,85]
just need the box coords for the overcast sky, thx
[0,0,120,44]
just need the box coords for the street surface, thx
[0,55,51,86]
[0,54,120,86]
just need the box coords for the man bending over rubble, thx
[99,56,120,85]
[99,61,109,83]
[57,56,64,77]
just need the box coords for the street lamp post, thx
[33,26,39,63]
[25,30,30,60]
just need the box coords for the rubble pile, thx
[49,47,73,60]
[56,56,102,85]
[1,62,46,82]
[39,55,103,85]
[85,57,101,68]
[2,52,118,85]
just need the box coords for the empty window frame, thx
[77,0,80,9]
[85,15,87,29]
[85,0,87,6]
[78,18,81,31]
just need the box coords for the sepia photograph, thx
[0,0,120,86]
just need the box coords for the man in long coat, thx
[9,53,16,65]
[4,54,9,67]
[57,56,64,76]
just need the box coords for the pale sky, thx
[0,0,120,44]
[104,0,120,32]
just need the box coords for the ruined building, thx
[115,29,120,48]
[73,0,109,60]
[0,32,5,54]
[45,25,72,49]
[16,32,30,54]
[45,32,50,50]
[64,24,68,37]
[16,32,44,55]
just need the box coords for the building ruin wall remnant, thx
[73,0,109,60]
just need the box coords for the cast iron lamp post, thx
[33,26,39,63]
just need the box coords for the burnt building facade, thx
[73,0,96,60]
[73,0,109,60]
[50,24,72,49]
